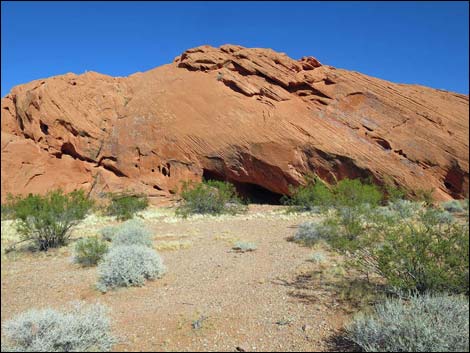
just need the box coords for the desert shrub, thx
[6,190,93,251]
[96,245,165,292]
[327,206,469,294]
[106,192,148,221]
[442,199,464,213]
[99,225,117,242]
[232,241,257,252]
[332,178,383,209]
[72,236,108,266]
[293,221,334,246]
[282,177,333,212]
[346,293,469,352]
[414,187,435,205]
[375,208,467,294]
[176,180,245,217]
[383,179,407,203]
[463,199,469,211]
[283,177,383,214]
[1,302,115,352]
[308,251,327,264]
[1,203,15,220]
[111,219,153,248]
[387,199,421,218]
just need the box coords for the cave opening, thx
[202,169,283,205]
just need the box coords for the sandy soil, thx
[1,205,361,352]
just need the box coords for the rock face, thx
[1,44,469,203]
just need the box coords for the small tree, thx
[8,190,93,251]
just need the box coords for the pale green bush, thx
[112,219,153,248]
[293,221,333,246]
[232,241,257,252]
[347,293,469,352]
[1,302,115,352]
[97,245,165,292]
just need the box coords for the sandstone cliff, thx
[1,44,469,203]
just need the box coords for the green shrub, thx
[327,206,469,294]
[346,293,469,352]
[106,192,148,221]
[282,177,333,212]
[414,187,435,205]
[283,177,382,212]
[72,236,108,266]
[442,200,464,213]
[1,302,116,352]
[383,179,407,203]
[176,180,245,217]
[332,178,383,209]
[374,208,468,294]
[7,190,93,251]
[97,245,165,292]
[111,219,153,248]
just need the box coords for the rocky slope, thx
[1,44,469,203]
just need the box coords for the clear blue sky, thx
[1,1,469,97]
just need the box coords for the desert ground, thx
[0,205,376,352]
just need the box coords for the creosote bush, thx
[1,302,115,352]
[176,180,245,217]
[282,176,333,212]
[106,192,148,221]
[283,177,383,213]
[6,189,93,251]
[72,236,108,267]
[346,293,469,352]
[111,219,153,248]
[327,205,469,294]
[97,245,165,292]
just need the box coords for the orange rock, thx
[1,45,468,203]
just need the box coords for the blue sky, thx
[1,1,469,97]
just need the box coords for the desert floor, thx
[1,205,372,352]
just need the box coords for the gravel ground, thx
[1,205,355,352]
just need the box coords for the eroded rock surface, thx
[2,44,469,202]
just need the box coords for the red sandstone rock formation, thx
[1,44,469,203]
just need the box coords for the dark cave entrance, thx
[202,169,283,205]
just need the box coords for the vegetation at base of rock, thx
[414,187,435,205]
[282,175,333,212]
[105,192,148,221]
[176,180,246,217]
[1,302,116,352]
[293,221,333,246]
[111,219,153,248]
[96,245,165,292]
[5,189,94,251]
[323,201,468,295]
[72,236,109,266]
[283,177,383,212]
[346,293,469,352]
[441,199,465,213]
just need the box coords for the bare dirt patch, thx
[1,205,362,352]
